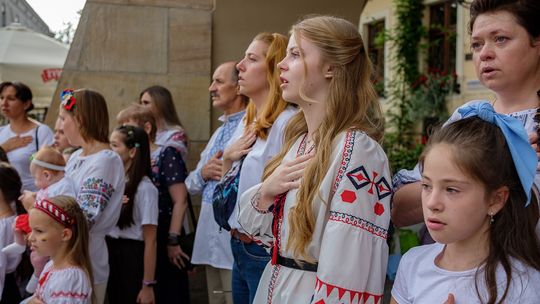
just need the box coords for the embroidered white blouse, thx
[66,149,125,284]
[239,130,392,304]
[33,261,92,304]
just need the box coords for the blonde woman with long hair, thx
[238,16,391,303]
[222,32,296,304]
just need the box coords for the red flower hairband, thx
[61,89,76,111]
[34,199,75,227]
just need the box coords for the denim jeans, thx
[230,238,270,304]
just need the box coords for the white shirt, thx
[186,111,245,269]
[33,261,92,304]
[392,243,540,303]
[0,215,20,300]
[108,176,159,241]
[66,149,125,284]
[0,123,54,191]
[228,106,297,230]
[36,176,78,201]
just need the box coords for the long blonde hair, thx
[244,33,291,140]
[49,195,95,303]
[263,16,384,262]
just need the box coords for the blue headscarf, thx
[458,101,536,206]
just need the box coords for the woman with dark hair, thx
[392,0,540,228]
[0,82,54,191]
[140,85,188,159]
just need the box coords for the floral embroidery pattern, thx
[78,177,114,225]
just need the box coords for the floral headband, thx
[60,89,76,111]
[34,199,75,227]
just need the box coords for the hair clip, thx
[134,143,140,148]
[60,89,76,111]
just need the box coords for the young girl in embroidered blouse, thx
[24,195,93,304]
[4,146,77,297]
[238,16,391,303]
[391,104,540,303]
[58,89,125,304]
[107,125,158,304]
[0,162,23,302]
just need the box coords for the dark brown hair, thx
[112,125,151,229]
[139,85,184,130]
[0,162,22,205]
[67,89,110,144]
[420,117,540,304]
[469,0,540,39]
[0,81,34,112]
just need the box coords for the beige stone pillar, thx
[45,0,213,168]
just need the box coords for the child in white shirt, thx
[391,103,540,303]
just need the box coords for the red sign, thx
[41,68,62,82]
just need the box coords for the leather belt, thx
[275,254,318,272]
[230,229,253,244]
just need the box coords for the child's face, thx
[421,144,493,245]
[109,131,135,168]
[28,209,66,258]
[30,165,53,189]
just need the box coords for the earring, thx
[489,211,494,224]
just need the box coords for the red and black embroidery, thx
[328,211,388,239]
[314,276,383,304]
[346,166,391,200]
[332,130,355,192]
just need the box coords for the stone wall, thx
[45,0,213,169]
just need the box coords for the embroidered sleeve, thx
[312,131,392,304]
[160,147,188,187]
[238,184,274,247]
[78,177,115,227]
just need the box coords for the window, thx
[427,1,457,75]
[367,20,385,97]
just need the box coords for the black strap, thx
[34,125,39,151]
[275,254,318,272]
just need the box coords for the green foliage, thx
[409,70,456,123]
[383,133,424,173]
[382,0,426,172]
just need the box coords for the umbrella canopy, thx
[0,23,68,108]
